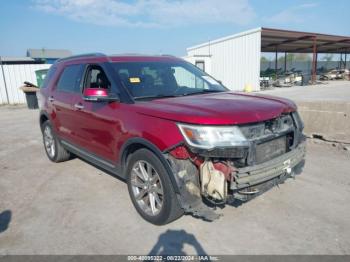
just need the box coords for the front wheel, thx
[42,121,71,162]
[126,149,183,225]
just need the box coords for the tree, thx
[260,56,269,63]
[294,53,311,61]
[322,54,334,62]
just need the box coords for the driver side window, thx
[84,65,110,90]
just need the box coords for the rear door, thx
[50,64,84,142]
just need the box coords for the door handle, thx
[74,103,84,110]
[48,96,55,102]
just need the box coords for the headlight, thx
[292,111,304,130]
[177,123,248,149]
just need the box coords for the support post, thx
[284,52,287,72]
[275,47,278,80]
[312,36,317,83]
[0,56,10,104]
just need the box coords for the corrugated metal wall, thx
[187,28,261,91]
[0,64,51,104]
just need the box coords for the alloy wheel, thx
[44,125,55,158]
[130,160,164,216]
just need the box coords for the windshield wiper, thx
[133,94,180,101]
[182,89,225,96]
[134,90,225,101]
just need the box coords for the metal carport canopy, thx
[261,27,350,54]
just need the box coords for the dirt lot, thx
[0,106,350,255]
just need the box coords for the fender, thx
[39,110,53,130]
[119,137,180,194]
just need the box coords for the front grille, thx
[240,114,294,140]
[255,136,287,164]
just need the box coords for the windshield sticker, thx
[202,76,219,85]
[129,77,141,83]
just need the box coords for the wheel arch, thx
[39,111,51,131]
[120,138,180,193]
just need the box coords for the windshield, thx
[112,61,227,100]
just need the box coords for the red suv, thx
[38,53,306,225]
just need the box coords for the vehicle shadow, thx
[0,210,12,233]
[148,229,209,257]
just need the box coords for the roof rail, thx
[56,53,106,63]
[161,54,176,57]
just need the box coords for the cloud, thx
[33,0,256,28]
[265,3,318,24]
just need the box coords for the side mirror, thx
[83,88,119,102]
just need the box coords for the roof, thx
[27,49,72,59]
[0,56,35,62]
[0,56,44,65]
[187,27,350,54]
[187,27,262,51]
[261,27,350,53]
[55,53,182,65]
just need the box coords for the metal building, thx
[27,49,72,64]
[185,27,350,91]
[0,57,51,104]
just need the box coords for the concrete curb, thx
[297,101,350,144]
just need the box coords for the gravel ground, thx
[0,106,350,255]
[258,80,350,102]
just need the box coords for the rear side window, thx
[56,64,83,93]
[41,66,57,89]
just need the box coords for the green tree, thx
[294,53,311,61]
[322,54,334,62]
[260,56,269,63]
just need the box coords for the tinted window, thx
[41,66,57,89]
[56,64,83,93]
[113,61,226,99]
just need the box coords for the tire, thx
[126,149,183,225]
[41,121,71,163]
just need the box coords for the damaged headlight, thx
[292,111,304,130]
[177,124,249,150]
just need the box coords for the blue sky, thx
[0,0,349,57]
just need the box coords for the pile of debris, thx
[319,69,350,81]
[260,68,305,89]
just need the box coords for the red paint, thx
[169,146,192,159]
[40,55,298,165]
[133,91,296,125]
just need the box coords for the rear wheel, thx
[42,121,71,162]
[126,149,183,225]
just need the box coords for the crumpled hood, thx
[133,92,297,125]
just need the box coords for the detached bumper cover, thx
[231,141,306,190]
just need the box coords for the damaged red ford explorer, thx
[38,53,306,225]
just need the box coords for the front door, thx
[70,64,119,162]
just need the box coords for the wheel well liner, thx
[39,111,51,131]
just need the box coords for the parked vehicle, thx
[38,53,306,225]
[320,69,349,80]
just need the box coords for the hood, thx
[133,92,297,125]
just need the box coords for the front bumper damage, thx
[165,113,306,221]
[165,141,306,221]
